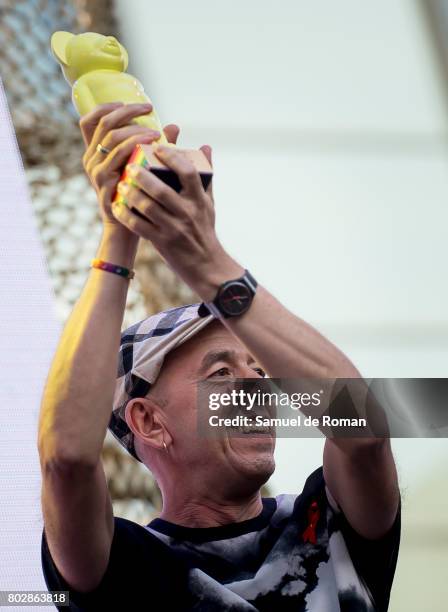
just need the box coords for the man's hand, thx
[79,102,180,233]
[110,145,242,299]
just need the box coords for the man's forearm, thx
[38,226,139,468]
[226,287,358,378]
[194,254,359,380]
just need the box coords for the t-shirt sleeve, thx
[41,516,193,611]
[41,520,117,611]
[325,486,401,612]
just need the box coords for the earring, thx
[162,440,168,452]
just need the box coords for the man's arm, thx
[110,146,399,542]
[38,226,137,592]
[202,284,399,540]
[38,102,166,592]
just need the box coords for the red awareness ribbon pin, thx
[302,500,320,544]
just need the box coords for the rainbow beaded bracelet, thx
[91,258,135,280]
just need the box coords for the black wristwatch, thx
[199,269,258,319]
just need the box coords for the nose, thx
[102,36,121,56]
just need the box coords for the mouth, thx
[228,423,273,436]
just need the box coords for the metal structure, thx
[0,0,196,524]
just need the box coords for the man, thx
[39,102,400,611]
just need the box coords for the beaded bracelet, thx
[91,258,135,280]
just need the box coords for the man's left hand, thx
[111,143,241,299]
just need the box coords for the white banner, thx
[0,78,61,611]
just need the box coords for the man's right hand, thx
[37,103,183,596]
[79,102,180,232]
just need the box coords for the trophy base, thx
[117,143,213,197]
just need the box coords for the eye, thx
[210,367,231,377]
[254,368,266,377]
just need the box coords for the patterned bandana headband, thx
[109,303,214,461]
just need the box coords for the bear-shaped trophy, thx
[50,31,213,197]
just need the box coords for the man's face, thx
[148,320,276,496]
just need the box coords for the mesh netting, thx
[0,0,196,523]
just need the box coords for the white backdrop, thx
[114,2,448,609]
[0,79,59,610]
[113,0,448,497]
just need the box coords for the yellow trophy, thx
[50,31,213,196]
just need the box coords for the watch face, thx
[219,282,252,316]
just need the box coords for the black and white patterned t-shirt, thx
[41,467,400,611]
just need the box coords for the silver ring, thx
[162,441,168,452]
[96,143,111,155]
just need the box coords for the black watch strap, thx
[198,269,258,319]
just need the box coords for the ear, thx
[119,42,129,71]
[50,31,74,66]
[125,397,171,452]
